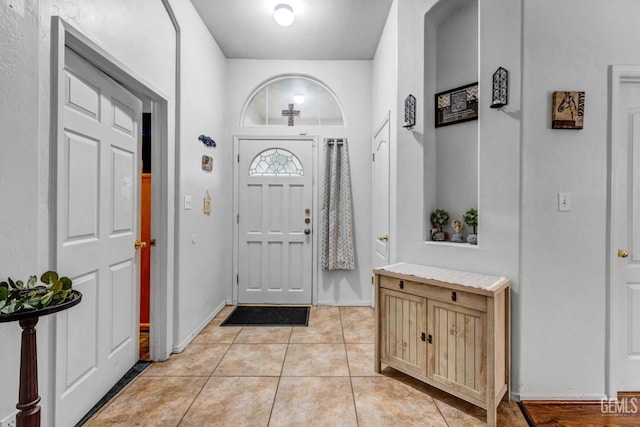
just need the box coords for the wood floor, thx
[521,395,640,427]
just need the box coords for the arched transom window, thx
[242,76,344,126]
[248,148,304,176]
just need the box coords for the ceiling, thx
[190,0,394,60]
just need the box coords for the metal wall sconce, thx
[490,67,508,109]
[403,94,416,129]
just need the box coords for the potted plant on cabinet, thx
[463,208,478,245]
[430,209,450,241]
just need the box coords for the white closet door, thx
[55,48,141,426]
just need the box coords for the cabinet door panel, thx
[428,300,486,401]
[380,288,427,376]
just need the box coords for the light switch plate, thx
[0,410,18,427]
[558,192,571,211]
[184,195,192,210]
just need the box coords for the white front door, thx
[237,138,314,304]
[55,48,141,425]
[372,115,391,272]
[610,66,640,394]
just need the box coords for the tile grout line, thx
[432,396,452,427]
[83,365,149,424]
[340,307,361,427]
[174,323,240,426]
[267,316,294,426]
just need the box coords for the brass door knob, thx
[134,240,147,250]
[304,229,311,235]
[618,249,629,258]
[378,234,389,242]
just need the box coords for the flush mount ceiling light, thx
[293,94,305,104]
[274,3,295,27]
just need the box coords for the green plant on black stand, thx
[430,209,450,241]
[0,271,74,315]
[463,208,478,245]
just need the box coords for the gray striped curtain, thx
[321,138,355,270]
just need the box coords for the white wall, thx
[0,0,226,423]
[519,0,640,399]
[388,0,640,400]
[433,1,478,228]
[0,0,176,423]
[168,0,230,351]
[0,0,43,420]
[226,60,373,306]
[372,0,398,262]
[395,0,521,301]
[372,0,398,126]
[390,0,522,396]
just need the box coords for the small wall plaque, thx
[552,91,585,129]
[204,191,212,215]
[202,155,213,172]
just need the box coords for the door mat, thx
[221,305,310,327]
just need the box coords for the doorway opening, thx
[52,17,175,426]
[140,112,152,361]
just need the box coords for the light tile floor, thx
[87,306,527,426]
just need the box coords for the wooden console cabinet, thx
[374,263,510,427]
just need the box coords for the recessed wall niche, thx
[424,0,479,243]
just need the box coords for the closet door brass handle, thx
[618,249,629,258]
[378,234,389,242]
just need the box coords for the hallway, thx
[86,306,526,426]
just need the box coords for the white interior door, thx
[372,115,391,271]
[55,48,142,425]
[610,66,640,394]
[237,139,313,304]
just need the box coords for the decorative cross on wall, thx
[282,103,300,126]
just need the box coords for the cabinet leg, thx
[486,406,497,427]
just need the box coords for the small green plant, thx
[0,271,74,315]
[430,209,450,231]
[463,208,478,234]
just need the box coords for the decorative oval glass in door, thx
[248,147,304,176]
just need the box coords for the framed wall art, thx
[202,155,213,172]
[551,91,585,129]
[435,82,479,127]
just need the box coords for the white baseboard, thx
[171,300,229,353]
[516,392,608,401]
[316,300,373,307]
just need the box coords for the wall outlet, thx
[0,410,18,427]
